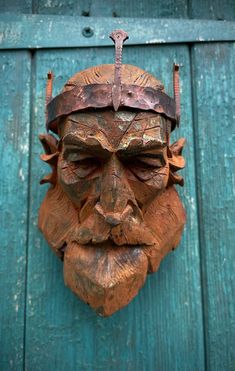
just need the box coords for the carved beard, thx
[39,183,185,316]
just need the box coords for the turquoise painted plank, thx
[33,0,188,18]
[0,15,235,50]
[111,0,188,18]
[190,0,235,21]
[33,0,98,17]
[192,43,235,370]
[25,45,204,370]
[0,51,31,370]
[0,0,32,13]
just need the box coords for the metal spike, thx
[109,29,129,111]
[45,71,54,131]
[173,64,180,126]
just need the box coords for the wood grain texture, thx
[25,45,204,370]
[0,51,31,370]
[192,43,235,371]
[33,0,188,18]
[1,0,234,21]
[1,15,235,49]
[190,0,235,21]
[0,0,32,13]
[0,1,233,369]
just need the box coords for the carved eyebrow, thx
[62,134,111,157]
[118,141,166,156]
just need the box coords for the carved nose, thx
[97,155,136,225]
[94,203,132,226]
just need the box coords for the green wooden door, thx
[0,2,234,370]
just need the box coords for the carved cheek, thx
[144,162,170,189]
[127,163,170,206]
[57,155,101,207]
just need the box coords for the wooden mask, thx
[39,30,186,316]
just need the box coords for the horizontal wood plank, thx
[0,14,235,50]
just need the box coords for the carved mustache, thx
[72,207,156,247]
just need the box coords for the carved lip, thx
[81,240,148,249]
[58,240,150,261]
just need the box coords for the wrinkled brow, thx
[118,141,166,157]
[62,133,111,157]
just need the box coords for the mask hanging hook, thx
[109,29,129,111]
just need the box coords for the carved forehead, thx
[59,110,168,149]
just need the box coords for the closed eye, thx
[63,148,95,162]
[119,153,167,182]
[62,149,102,178]
[71,157,101,169]
[122,154,165,169]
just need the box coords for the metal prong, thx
[173,64,180,126]
[45,71,54,131]
[109,30,129,111]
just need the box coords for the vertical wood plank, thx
[190,0,235,21]
[192,42,235,370]
[89,0,188,18]
[0,51,31,370]
[32,0,84,16]
[25,44,204,370]
[32,0,188,18]
[112,0,188,18]
[0,0,32,13]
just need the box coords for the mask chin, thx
[63,242,148,317]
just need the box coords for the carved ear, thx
[39,133,59,186]
[168,138,186,187]
[169,137,185,156]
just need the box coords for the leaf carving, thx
[168,137,186,186]
[39,133,59,186]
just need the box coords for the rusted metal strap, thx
[47,83,177,133]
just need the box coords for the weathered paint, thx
[190,0,235,21]
[0,51,31,370]
[1,0,234,21]
[33,0,189,18]
[0,15,235,49]
[0,1,234,370]
[192,42,235,371]
[25,45,204,371]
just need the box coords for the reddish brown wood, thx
[39,62,186,316]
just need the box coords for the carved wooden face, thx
[39,109,186,316]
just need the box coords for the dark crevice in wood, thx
[58,242,67,261]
